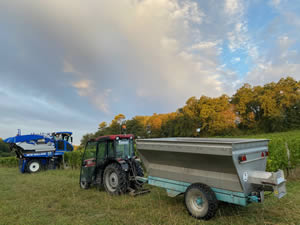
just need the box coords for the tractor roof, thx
[94,134,134,142]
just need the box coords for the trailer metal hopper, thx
[137,137,286,220]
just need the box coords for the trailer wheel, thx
[184,183,218,220]
[80,181,91,189]
[103,163,128,195]
[27,160,41,173]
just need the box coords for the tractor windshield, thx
[115,139,134,159]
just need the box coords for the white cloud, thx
[232,57,241,63]
[72,80,111,113]
[19,0,235,107]
[269,0,281,7]
[225,0,241,15]
[189,41,219,50]
[72,80,90,90]
[0,0,260,115]
[245,1,300,86]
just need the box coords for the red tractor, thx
[79,134,147,195]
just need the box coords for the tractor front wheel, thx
[103,163,128,195]
[27,160,42,173]
[80,181,90,189]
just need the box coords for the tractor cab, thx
[110,135,135,159]
[80,134,147,196]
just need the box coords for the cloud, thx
[269,0,282,7]
[225,0,242,16]
[0,0,255,117]
[72,80,112,113]
[232,57,241,63]
[3,0,299,143]
[10,0,239,105]
[245,1,300,85]
[72,80,91,90]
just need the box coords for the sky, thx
[0,0,300,144]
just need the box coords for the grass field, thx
[0,168,300,225]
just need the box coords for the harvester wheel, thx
[103,163,128,195]
[184,183,218,220]
[27,160,41,173]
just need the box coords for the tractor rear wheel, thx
[184,183,218,220]
[103,163,128,195]
[27,160,42,173]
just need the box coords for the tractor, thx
[79,134,148,195]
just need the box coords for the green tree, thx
[126,116,147,137]
[109,114,126,134]
[0,138,13,157]
[79,133,94,149]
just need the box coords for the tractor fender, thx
[104,159,129,172]
[118,160,129,172]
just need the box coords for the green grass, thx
[230,129,300,139]
[0,168,300,225]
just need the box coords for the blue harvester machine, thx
[4,131,73,173]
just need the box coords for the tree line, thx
[0,138,12,157]
[80,77,300,148]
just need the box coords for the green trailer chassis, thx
[144,176,260,206]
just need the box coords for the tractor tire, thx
[27,160,42,173]
[95,170,104,190]
[134,160,144,177]
[103,163,128,195]
[184,183,218,220]
[80,181,91,189]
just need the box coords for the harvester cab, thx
[79,134,148,196]
[52,131,73,142]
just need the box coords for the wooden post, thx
[285,142,291,177]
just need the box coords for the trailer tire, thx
[184,183,218,220]
[103,163,128,195]
[27,160,42,173]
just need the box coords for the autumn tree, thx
[126,116,148,137]
[93,121,108,137]
[198,95,237,135]
[231,84,261,129]
[109,114,126,134]
[79,76,299,143]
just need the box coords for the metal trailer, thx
[136,138,287,220]
[4,132,74,173]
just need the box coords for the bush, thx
[64,151,83,169]
[0,157,18,167]
[286,138,300,169]
[267,138,288,172]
